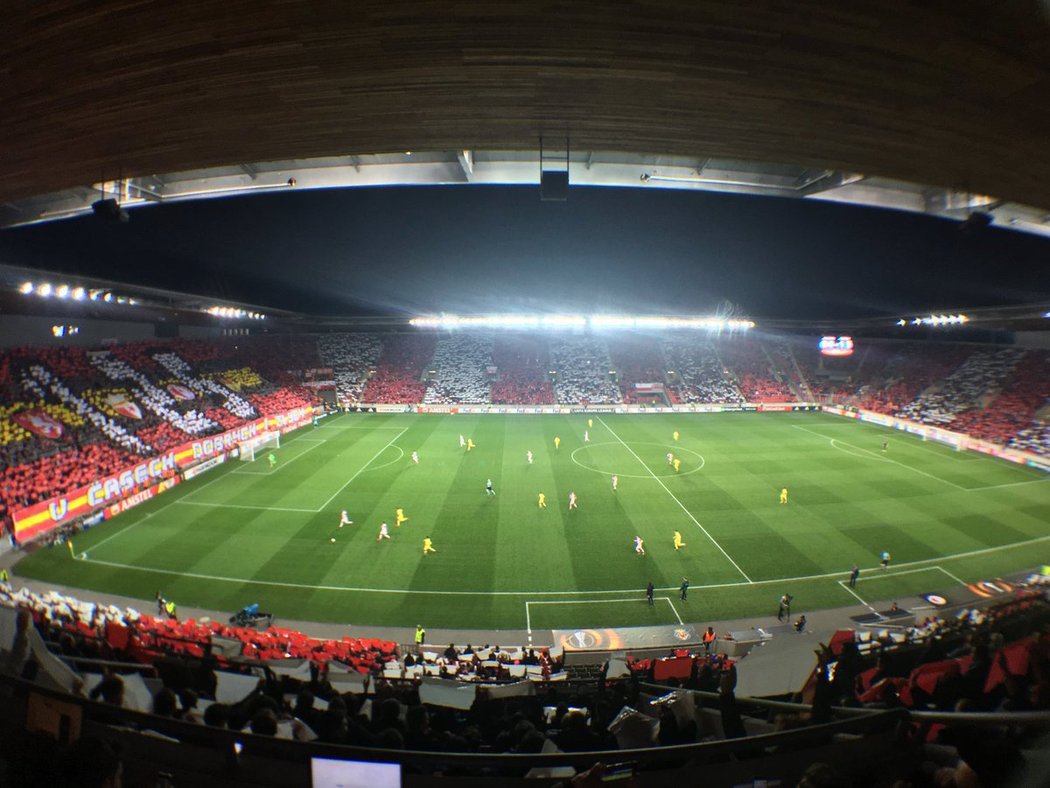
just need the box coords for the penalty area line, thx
[525,597,682,634]
[837,580,880,615]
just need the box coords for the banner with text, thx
[12,406,315,540]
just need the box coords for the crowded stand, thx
[606,335,668,403]
[662,337,745,404]
[422,334,493,404]
[949,350,1050,448]
[4,575,1048,785]
[317,333,382,406]
[360,333,434,403]
[550,338,623,404]
[832,342,974,415]
[489,336,554,404]
[717,338,794,402]
[896,347,1025,427]
[0,339,325,537]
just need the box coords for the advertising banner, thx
[12,407,313,540]
[102,477,180,520]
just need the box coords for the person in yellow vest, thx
[423,536,436,555]
[537,492,547,509]
[165,600,178,621]
[673,531,686,550]
[414,624,425,654]
[0,568,10,584]
[780,487,789,504]
[673,458,681,473]
[396,508,408,526]
[554,436,561,450]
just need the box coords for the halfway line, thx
[316,427,409,512]
[597,416,753,583]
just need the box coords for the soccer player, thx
[634,535,645,555]
[537,492,547,508]
[673,430,680,443]
[554,436,561,450]
[673,530,686,550]
[377,522,391,541]
[486,478,496,496]
[680,577,689,600]
[268,452,277,469]
[881,440,888,452]
[396,508,408,526]
[779,487,788,504]
[666,451,673,465]
[526,450,533,465]
[412,451,420,465]
[611,474,618,492]
[339,510,353,528]
[880,551,891,569]
[583,430,589,443]
[423,536,436,555]
[459,434,466,448]
[588,418,593,429]
[673,458,681,473]
[466,438,475,451]
[568,491,578,510]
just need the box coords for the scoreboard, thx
[819,336,854,357]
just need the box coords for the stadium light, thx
[37,283,53,297]
[410,314,755,331]
[901,314,969,327]
[19,281,33,294]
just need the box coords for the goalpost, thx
[237,431,281,462]
[920,426,966,452]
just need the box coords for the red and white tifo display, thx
[11,406,316,542]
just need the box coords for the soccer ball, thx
[330,538,336,543]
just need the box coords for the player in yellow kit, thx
[588,418,593,429]
[466,438,475,451]
[673,458,681,473]
[673,430,680,443]
[673,531,686,550]
[537,492,547,508]
[554,436,560,450]
[423,536,436,554]
[780,487,788,504]
[396,508,408,526]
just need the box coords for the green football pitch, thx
[15,412,1050,631]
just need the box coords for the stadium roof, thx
[4,1,1050,231]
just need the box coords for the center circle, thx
[571,441,706,479]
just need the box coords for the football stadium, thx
[2,4,1050,786]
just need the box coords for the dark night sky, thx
[2,185,1048,320]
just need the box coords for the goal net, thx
[237,431,281,462]
[921,426,965,452]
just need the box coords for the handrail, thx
[639,683,1050,726]
[54,654,158,673]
